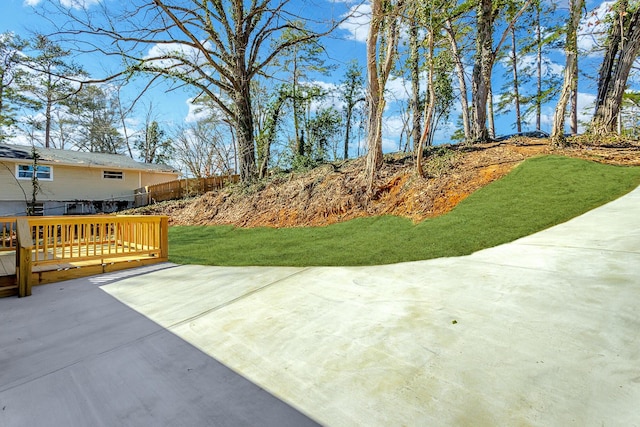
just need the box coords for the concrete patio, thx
[1,185,639,426]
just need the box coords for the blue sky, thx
[0,0,620,157]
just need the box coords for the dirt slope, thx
[135,138,640,227]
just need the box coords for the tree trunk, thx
[551,0,583,145]
[365,3,383,185]
[510,27,522,133]
[365,91,384,182]
[445,21,470,142]
[594,0,625,117]
[536,4,542,131]
[570,63,578,134]
[44,72,52,148]
[471,0,533,142]
[471,0,493,143]
[409,9,421,151]
[257,94,284,178]
[343,107,352,160]
[488,83,495,139]
[592,6,640,134]
[416,31,436,178]
[292,54,304,157]
[233,17,256,182]
[235,80,256,181]
[365,0,404,190]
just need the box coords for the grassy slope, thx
[168,156,640,266]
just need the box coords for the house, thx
[0,143,179,216]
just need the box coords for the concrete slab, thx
[99,264,307,329]
[0,264,319,426]
[101,185,640,426]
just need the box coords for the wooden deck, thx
[0,215,169,298]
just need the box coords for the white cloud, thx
[627,59,640,85]
[306,80,344,113]
[61,0,101,8]
[145,42,209,68]
[528,105,555,130]
[382,115,406,150]
[8,132,32,146]
[385,76,410,102]
[354,114,405,154]
[310,80,339,93]
[25,0,101,8]
[576,91,596,128]
[184,98,210,123]
[498,54,564,79]
[432,120,458,145]
[339,3,371,42]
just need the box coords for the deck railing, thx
[1,217,17,251]
[14,215,168,297]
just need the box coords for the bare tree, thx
[69,85,126,154]
[173,121,234,178]
[40,0,342,182]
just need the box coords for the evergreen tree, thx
[340,60,365,160]
[135,121,173,164]
[0,33,36,141]
[23,35,85,148]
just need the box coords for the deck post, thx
[15,218,33,297]
[160,216,169,260]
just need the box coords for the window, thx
[103,170,124,180]
[16,164,53,180]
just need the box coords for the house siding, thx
[140,171,177,187]
[1,160,177,216]
[1,161,31,202]
[43,165,142,201]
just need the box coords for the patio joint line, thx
[166,267,312,330]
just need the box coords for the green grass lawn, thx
[168,155,640,266]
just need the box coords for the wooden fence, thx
[7,215,168,297]
[135,175,239,206]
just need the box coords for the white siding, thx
[1,161,178,203]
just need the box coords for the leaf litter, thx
[131,138,640,228]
